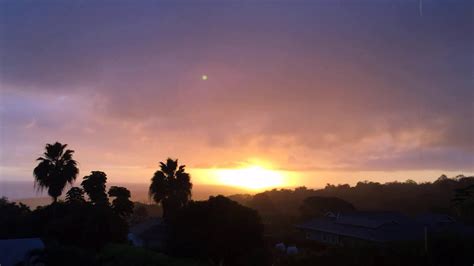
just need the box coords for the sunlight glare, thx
[214,166,285,190]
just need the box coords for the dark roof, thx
[130,217,168,240]
[414,213,474,235]
[130,217,163,236]
[0,238,44,266]
[335,211,413,228]
[414,213,456,225]
[296,212,424,243]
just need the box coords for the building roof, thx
[414,213,474,235]
[0,238,44,266]
[129,217,168,241]
[130,217,164,236]
[296,212,423,243]
[335,211,413,228]
[414,213,456,226]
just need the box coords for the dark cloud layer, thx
[0,0,472,183]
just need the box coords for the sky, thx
[0,0,473,190]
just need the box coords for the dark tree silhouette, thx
[249,192,276,214]
[149,158,192,221]
[453,185,474,204]
[82,171,108,205]
[25,245,98,266]
[65,187,86,204]
[0,197,32,238]
[453,184,474,224]
[169,196,266,266]
[32,201,128,250]
[300,196,355,219]
[108,186,134,218]
[33,142,79,203]
[28,172,130,250]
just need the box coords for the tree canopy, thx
[66,187,86,205]
[108,186,134,218]
[82,171,109,205]
[300,196,355,219]
[169,196,266,266]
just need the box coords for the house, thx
[414,213,474,235]
[296,212,424,246]
[297,211,474,247]
[0,238,44,266]
[128,217,168,250]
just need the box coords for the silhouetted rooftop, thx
[296,212,424,243]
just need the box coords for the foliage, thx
[274,235,474,266]
[149,158,192,221]
[31,202,128,250]
[82,171,109,206]
[65,187,86,205]
[22,244,208,266]
[169,195,268,266]
[452,184,474,224]
[274,245,429,266]
[108,186,134,218]
[230,176,474,220]
[248,193,276,214]
[24,245,98,266]
[99,244,208,266]
[33,142,79,203]
[300,196,355,219]
[0,197,33,238]
[227,176,474,244]
[426,233,474,265]
[27,152,133,251]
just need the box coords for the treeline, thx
[0,170,134,249]
[231,175,474,217]
[227,175,474,239]
[2,142,134,249]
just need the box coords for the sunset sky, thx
[0,0,472,190]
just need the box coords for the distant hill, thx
[229,175,474,217]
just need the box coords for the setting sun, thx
[213,166,286,190]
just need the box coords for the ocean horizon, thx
[0,180,265,208]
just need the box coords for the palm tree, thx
[108,186,134,218]
[33,142,79,203]
[149,158,192,221]
[82,171,109,205]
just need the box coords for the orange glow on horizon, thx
[190,159,295,190]
[214,166,285,190]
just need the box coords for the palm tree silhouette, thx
[108,186,134,218]
[82,171,109,205]
[149,158,192,221]
[33,142,79,203]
